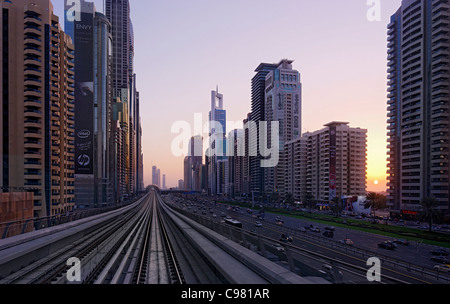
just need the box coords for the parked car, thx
[430,248,449,256]
[378,241,395,250]
[434,265,450,273]
[280,234,293,243]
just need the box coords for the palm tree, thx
[365,192,378,220]
[365,192,387,221]
[418,197,443,233]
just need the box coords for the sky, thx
[54,0,403,192]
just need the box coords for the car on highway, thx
[280,234,293,243]
[325,226,336,231]
[340,239,354,246]
[378,241,395,250]
[255,221,262,227]
[310,226,321,233]
[320,264,343,281]
[431,256,450,264]
[393,239,410,246]
[434,265,450,273]
[298,227,307,233]
[430,248,449,256]
[386,240,398,248]
[323,231,334,238]
[273,243,285,252]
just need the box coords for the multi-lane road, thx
[167,195,450,284]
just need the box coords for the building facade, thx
[304,122,367,203]
[106,0,141,200]
[1,0,75,218]
[387,0,450,215]
[65,1,115,208]
[250,63,278,199]
[264,59,302,197]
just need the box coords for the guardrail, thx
[0,195,145,240]
[168,201,450,284]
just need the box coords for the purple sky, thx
[54,0,403,191]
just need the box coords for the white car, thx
[434,265,450,273]
[255,221,262,227]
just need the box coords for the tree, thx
[304,193,315,213]
[330,197,342,218]
[418,197,444,233]
[365,192,387,220]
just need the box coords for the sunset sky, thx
[54,0,403,192]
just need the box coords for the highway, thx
[166,195,450,285]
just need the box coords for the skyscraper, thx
[387,0,450,215]
[105,0,131,98]
[1,0,75,217]
[106,0,141,199]
[250,62,278,199]
[65,1,114,208]
[208,88,228,195]
[264,59,302,197]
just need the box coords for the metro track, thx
[0,190,301,284]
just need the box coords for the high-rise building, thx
[106,0,140,199]
[105,0,131,98]
[1,0,76,218]
[304,122,367,203]
[228,129,245,198]
[111,97,129,201]
[250,63,278,199]
[188,135,203,191]
[285,137,308,201]
[208,88,228,195]
[387,0,450,215]
[65,1,114,208]
[264,59,302,197]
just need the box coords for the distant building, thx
[285,122,367,204]
[208,88,228,195]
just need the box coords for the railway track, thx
[1,189,307,285]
